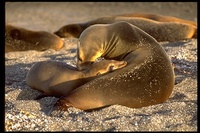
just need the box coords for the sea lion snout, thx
[93,60,128,75]
[54,30,66,38]
[110,61,127,71]
[54,24,83,38]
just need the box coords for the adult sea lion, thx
[52,22,175,111]
[115,13,197,26]
[5,24,64,52]
[54,13,197,42]
[26,60,127,98]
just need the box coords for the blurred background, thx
[5,2,197,33]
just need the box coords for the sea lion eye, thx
[10,29,20,39]
[109,65,114,71]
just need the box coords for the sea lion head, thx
[5,24,65,52]
[76,40,104,70]
[54,24,83,38]
[6,24,24,40]
[9,28,21,39]
[76,22,136,70]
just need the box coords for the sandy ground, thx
[5,2,197,131]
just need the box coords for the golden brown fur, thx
[115,13,197,26]
[5,24,64,52]
[52,22,175,111]
[54,13,197,42]
[26,60,127,98]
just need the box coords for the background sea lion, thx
[5,24,64,52]
[54,13,197,41]
[26,60,127,98]
[52,21,175,111]
[114,13,197,26]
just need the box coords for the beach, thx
[5,2,197,131]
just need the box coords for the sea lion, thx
[5,24,64,52]
[52,22,175,111]
[114,13,197,26]
[54,13,197,42]
[26,59,127,98]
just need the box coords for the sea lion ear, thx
[77,40,80,55]
[77,40,80,47]
[10,29,20,39]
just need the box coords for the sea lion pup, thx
[26,60,127,98]
[54,13,197,41]
[52,22,175,111]
[5,24,64,52]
